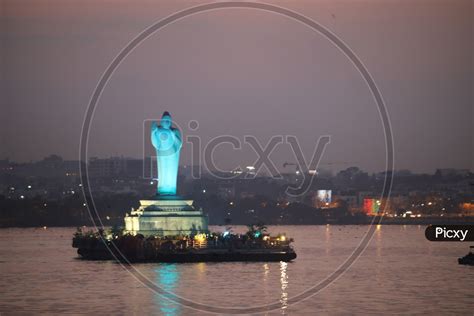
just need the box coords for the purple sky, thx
[2,0,472,173]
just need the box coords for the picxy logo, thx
[425,225,473,242]
[435,227,468,241]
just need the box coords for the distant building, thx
[63,160,82,176]
[435,168,470,177]
[357,191,373,206]
[334,194,358,209]
[217,186,235,199]
[312,190,332,208]
[88,157,127,178]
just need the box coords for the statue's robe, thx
[151,124,182,195]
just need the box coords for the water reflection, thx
[325,224,331,256]
[154,264,180,316]
[375,225,382,286]
[263,263,270,282]
[196,262,206,281]
[376,224,382,258]
[280,261,288,313]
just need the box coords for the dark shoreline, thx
[1,216,473,229]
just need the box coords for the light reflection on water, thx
[279,262,289,313]
[155,264,180,316]
[0,225,472,314]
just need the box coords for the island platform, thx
[73,229,297,263]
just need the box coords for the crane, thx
[282,162,355,174]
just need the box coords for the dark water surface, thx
[0,225,472,315]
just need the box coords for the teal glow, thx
[151,112,182,196]
[254,231,261,238]
[155,264,180,316]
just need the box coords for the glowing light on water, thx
[155,264,180,316]
[263,263,270,282]
[280,261,289,311]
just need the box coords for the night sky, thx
[2,0,472,173]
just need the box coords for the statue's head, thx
[160,111,172,129]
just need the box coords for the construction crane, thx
[283,162,355,174]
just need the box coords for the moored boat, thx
[458,246,474,266]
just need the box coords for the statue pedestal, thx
[124,198,208,236]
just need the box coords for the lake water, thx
[0,225,472,314]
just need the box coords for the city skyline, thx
[2,153,472,175]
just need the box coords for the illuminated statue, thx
[151,111,182,196]
[125,111,207,236]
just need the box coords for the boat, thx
[458,246,474,265]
